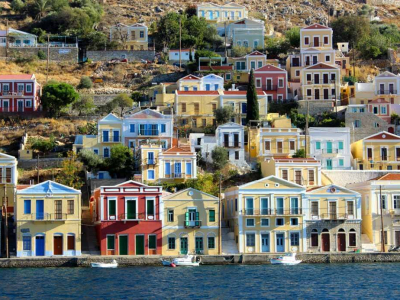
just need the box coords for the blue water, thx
[1,263,399,299]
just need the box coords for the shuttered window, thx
[282,170,288,180]
[67,200,74,214]
[149,235,156,249]
[208,237,215,249]
[24,200,31,214]
[107,235,115,250]
[67,235,75,250]
[168,237,175,249]
[109,200,116,218]
[265,141,271,151]
[209,210,215,222]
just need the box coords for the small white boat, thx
[270,253,302,265]
[91,259,118,268]
[161,260,176,267]
[172,255,200,266]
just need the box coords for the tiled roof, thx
[199,66,233,71]
[0,74,34,80]
[254,64,285,72]
[303,24,330,30]
[369,98,390,104]
[163,146,193,154]
[176,91,219,95]
[376,174,400,181]
[180,75,201,81]
[365,132,400,140]
[223,91,266,96]
[247,50,265,56]
[275,158,319,163]
[306,63,337,70]
[16,184,31,190]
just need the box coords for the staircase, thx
[361,234,378,252]
[81,207,100,255]
[221,227,239,254]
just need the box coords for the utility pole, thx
[46,35,50,83]
[380,185,385,252]
[305,100,309,157]
[179,17,182,70]
[218,174,222,255]
[5,19,8,59]
[3,184,8,258]
[224,21,227,57]
[37,153,40,184]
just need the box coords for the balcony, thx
[142,158,158,165]
[223,142,242,148]
[320,213,350,220]
[242,209,303,216]
[390,209,400,217]
[377,89,397,95]
[260,85,278,91]
[308,42,329,47]
[100,135,121,143]
[138,129,159,136]
[21,213,71,221]
[305,80,336,85]
[320,148,339,157]
[118,213,156,221]
[184,219,201,228]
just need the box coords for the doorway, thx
[337,232,346,252]
[127,200,136,219]
[396,231,400,247]
[36,236,45,256]
[326,159,332,170]
[180,237,188,255]
[119,235,128,255]
[53,236,63,255]
[276,233,284,252]
[136,235,145,255]
[261,234,270,252]
[322,231,330,252]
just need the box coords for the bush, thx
[37,50,46,60]
[214,106,235,125]
[77,76,93,89]
[78,149,104,173]
[292,149,306,158]
[211,146,229,170]
[29,135,56,154]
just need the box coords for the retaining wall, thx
[86,50,154,62]
[7,47,78,62]
[18,157,65,170]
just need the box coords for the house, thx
[178,74,224,91]
[230,51,267,83]
[198,56,234,81]
[261,157,321,187]
[16,181,81,257]
[254,64,288,101]
[0,153,18,213]
[197,2,248,23]
[223,176,306,253]
[308,127,352,170]
[140,144,197,183]
[351,131,400,170]
[168,49,195,62]
[0,74,41,113]
[122,108,174,150]
[73,113,123,158]
[2,28,37,47]
[348,174,400,251]
[162,188,220,255]
[91,180,163,255]
[227,18,265,50]
[304,185,361,252]
[109,23,148,50]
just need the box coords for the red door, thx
[54,236,63,255]
[313,36,319,47]
[322,234,330,252]
[338,234,346,251]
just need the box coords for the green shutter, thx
[185,212,189,226]
[107,235,114,250]
[196,212,200,226]
[339,141,343,150]
[147,200,154,215]
[209,210,215,222]
[149,235,156,249]
[109,200,116,216]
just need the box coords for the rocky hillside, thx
[99,0,400,33]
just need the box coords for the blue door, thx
[36,236,45,256]
[36,200,44,220]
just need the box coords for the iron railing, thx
[242,209,303,216]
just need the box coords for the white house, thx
[308,127,352,170]
[168,49,196,62]
[201,74,224,91]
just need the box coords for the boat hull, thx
[270,259,302,265]
[91,263,118,268]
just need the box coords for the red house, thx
[0,74,41,113]
[91,180,163,255]
[253,64,288,101]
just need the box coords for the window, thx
[168,209,174,222]
[394,195,400,209]
[25,100,32,108]
[181,103,186,113]
[323,36,329,45]
[308,169,315,185]
[290,218,299,226]
[381,106,387,114]
[278,78,284,88]
[311,202,319,218]
[54,200,62,219]
[246,219,255,227]
[282,169,288,180]
[186,162,192,176]
[209,210,215,222]
[295,70,300,77]
[354,120,361,128]
[67,200,74,214]
[165,162,171,177]
[24,200,31,214]
[129,124,135,133]
[235,151,239,160]
[290,232,300,246]
[140,31,144,38]
[316,141,321,150]
[168,237,176,249]
[149,235,156,249]
[108,199,116,219]
[107,235,115,250]
[212,103,217,112]
[305,37,309,45]
[307,89,312,97]
[347,201,354,216]
[339,159,344,167]
[373,106,378,114]
[26,84,32,93]
[338,141,344,150]
[160,124,166,133]
[264,141,271,151]
[311,229,318,247]
[325,55,330,62]
[246,233,255,247]
[349,229,356,247]
[251,61,255,69]
[289,140,295,151]
[235,198,238,212]
[381,195,387,210]
[67,235,75,250]
[23,236,31,251]
[261,219,269,226]
[148,170,155,180]
[276,218,284,226]
[208,236,215,249]
[256,78,261,88]
[225,73,231,80]
[104,148,110,158]
[257,61,262,68]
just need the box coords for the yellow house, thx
[177,75,202,91]
[351,131,400,170]
[16,180,81,257]
[109,23,148,50]
[223,175,306,253]
[161,188,220,255]
[261,157,321,187]
[141,144,197,183]
[0,153,18,213]
[229,51,267,83]
[73,113,123,158]
[348,173,400,252]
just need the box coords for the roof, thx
[179,75,201,81]
[163,146,193,154]
[223,91,266,96]
[305,63,338,70]
[376,174,400,181]
[274,158,319,163]
[368,98,390,104]
[376,71,397,78]
[247,50,265,56]
[169,49,193,52]
[306,184,359,195]
[254,64,285,72]
[0,152,17,161]
[0,74,34,80]
[16,184,31,190]
[176,91,219,95]
[303,24,330,30]
[162,187,218,201]
[74,135,83,145]
[126,108,169,119]
[99,113,122,124]
[199,65,233,71]
[217,122,244,129]
[17,180,81,195]
[364,131,400,141]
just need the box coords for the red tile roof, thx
[365,132,400,140]
[306,63,337,70]
[376,173,400,181]
[275,158,319,163]
[255,64,285,72]
[369,98,389,104]
[180,75,201,81]
[176,91,219,95]
[303,24,330,30]
[223,91,266,96]
[199,65,233,71]
[163,146,193,154]
[0,74,34,80]
[16,184,31,190]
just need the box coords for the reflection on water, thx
[1,263,399,299]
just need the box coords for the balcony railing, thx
[321,149,339,154]
[118,213,156,220]
[242,209,303,216]
[259,85,278,91]
[223,142,242,148]
[100,135,121,143]
[184,220,201,228]
[138,129,159,136]
[307,42,329,47]
[142,158,158,165]
[305,80,336,85]
[320,213,349,220]
[22,213,70,221]
[377,90,397,95]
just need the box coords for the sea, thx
[0,263,399,299]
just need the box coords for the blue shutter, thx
[195,212,200,226]
[24,200,31,214]
[130,124,135,133]
[165,162,171,175]
[161,124,166,133]
[186,162,192,175]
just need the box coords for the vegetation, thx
[37,49,46,60]
[214,106,235,125]
[268,100,299,115]
[246,69,259,125]
[285,26,300,48]
[105,145,135,179]
[112,93,133,117]
[72,94,95,116]
[194,49,220,64]
[29,135,56,154]
[292,149,306,158]
[289,109,344,129]
[56,151,84,189]
[265,36,290,58]
[41,82,79,116]
[77,76,93,89]
[211,146,229,170]
[78,149,104,173]
[232,46,253,57]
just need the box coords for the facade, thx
[348,174,400,251]
[228,18,265,50]
[0,153,18,213]
[351,131,400,170]
[2,28,37,47]
[168,49,195,62]
[197,2,248,23]
[304,185,362,252]
[254,64,288,101]
[178,74,224,91]
[16,181,81,257]
[231,51,267,83]
[0,74,41,113]
[91,180,163,255]
[109,23,148,50]
[308,127,352,170]
[223,176,306,253]
[162,188,220,255]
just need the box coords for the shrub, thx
[77,76,93,89]
[211,146,229,170]
[37,50,46,60]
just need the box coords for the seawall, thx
[3,253,400,267]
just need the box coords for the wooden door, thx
[180,237,188,255]
[313,36,319,47]
[337,234,346,251]
[54,236,63,255]
[36,236,45,256]
[322,234,330,252]
[119,236,128,255]
[136,235,145,255]
[396,231,400,247]
[315,89,320,100]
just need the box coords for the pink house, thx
[253,64,288,101]
[367,98,391,123]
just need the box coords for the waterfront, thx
[1,263,400,298]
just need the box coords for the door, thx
[266,79,272,90]
[315,89,320,100]
[180,237,188,254]
[135,235,145,255]
[119,236,128,255]
[313,36,319,47]
[36,200,44,220]
[233,134,239,147]
[337,234,346,252]
[381,148,388,161]
[367,148,373,160]
[329,202,337,219]
[53,236,63,255]
[326,159,332,170]
[295,171,302,185]
[324,89,329,99]
[323,74,329,84]
[322,234,330,252]
[18,101,23,112]
[277,141,283,153]
[326,141,332,154]
[3,100,9,112]
[314,74,320,84]
[54,200,62,220]
[224,134,229,147]
[396,231,400,247]
[147,152,154,164]
[246,198,253,215]
[389,84,394,94]
[187,209,197,226]
[276,234,284,252]
[36,236,45,256]
[276,197,284,215]
[261,234,269,252]
[127,200,136,219]
[195,237,203,254]
[291,197,299,214]
[174,163,181,177]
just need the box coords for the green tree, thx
[31,28,47,43]
[185,5,197,18]
[112,93,133,116]
[56,151,83,189]
[29,0,51,20]
[214,106,235,125]
[286,26,300,48]
[97,101,117,115]
[73,94,95,115]
[331,15,370,47]
[357,30,389,59]
[265,36,290,58]
[292,149,306,158]
[211,146,229,170]
[11,0,25,13]
[37,49,46,60]
[246,69,259,125]
[232,45,252,57]
[41,82,79,116]
[105,144,134,179]
[78,149,104,173]
[194,49,220,64]
[77,76,93,89]
[29,135,56,154]
[85,31,108,50]
[131,92,141,103]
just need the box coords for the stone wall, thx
[298,100,335,115]
[322,170,400,186]
[345,111,389,143]
[86,50,155,62]
[7,47,78,62]
[18,158,65,170]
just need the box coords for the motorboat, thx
[270,253,302,265]
[161,260,176,267]
[172,254,200,266]
[91,259,118,268]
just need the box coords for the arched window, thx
[322,228,329,233]
[349,229,357,247]
[311,229,318,247]
[338,228,345,233]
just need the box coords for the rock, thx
[154,6,163,13]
